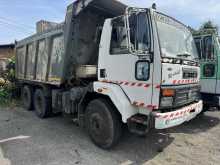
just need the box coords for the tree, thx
[193,20,219,35]
[199,20,218,31]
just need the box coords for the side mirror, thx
[124,7,152,56]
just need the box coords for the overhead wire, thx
[0,21,34,35]
[0,16,35,30]
[0,19,34,34]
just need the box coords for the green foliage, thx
[0,88,8,98]
[200,20,218,31]
[0,56,17,106]
[0,86,11,105]
[0,84,20,108]
[193,20,219,36]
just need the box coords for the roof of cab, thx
[71,0,127,17]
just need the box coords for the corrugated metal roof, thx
[0,44,15,49]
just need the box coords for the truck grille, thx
[183,68,198,79]
[174,85,200,107]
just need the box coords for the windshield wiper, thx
[177,53,191,58]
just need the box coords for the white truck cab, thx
[95,7,202,131]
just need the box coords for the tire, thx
[85,99,122,149]
[22,86,33,110]
[197,104,209,117]
[33,89,51,119]
[203,104,210,112]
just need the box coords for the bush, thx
[0,83,13,102]
[0,57,17,106]
[0,86,10,105]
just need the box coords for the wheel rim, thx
[91,114,103,136]
[89,113,111,144]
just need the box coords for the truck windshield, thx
[194,35,215,60]
[155,13,198,61]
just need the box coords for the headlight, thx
[162,57,173,63]
[162,57,182,64]
[160,97,173,107]
[135,61,150,81]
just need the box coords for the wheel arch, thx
[78,82,138,126]
[78,92,120,126]
[19,81,52,97]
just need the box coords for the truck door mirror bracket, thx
[149,51,154,63]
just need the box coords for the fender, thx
[94,82,138,123]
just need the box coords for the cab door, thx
[200,35,217,94]
[98,12,155,110]
[213,37,220,94]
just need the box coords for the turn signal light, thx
[162,89,175,97]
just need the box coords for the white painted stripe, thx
[0,136,30,143]
[120,160,133,165]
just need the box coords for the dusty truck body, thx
[194,29,220,107]
[16,0,203,149]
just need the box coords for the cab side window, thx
[194,38,202,59]
[110,17,129,55]
[203,64,215,77]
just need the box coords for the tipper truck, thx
[194,28,220,108]
[15,0,203,149]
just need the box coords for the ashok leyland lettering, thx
[15,0,203,149]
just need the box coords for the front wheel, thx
[85,99,122,149]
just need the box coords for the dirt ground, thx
[0,106,220,165]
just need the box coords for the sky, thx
[0,0,220,44]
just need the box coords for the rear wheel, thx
[34,89,51,118]
[22,86,33,110]
[85,99,122,149]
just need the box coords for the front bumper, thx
[153,100,203,129]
